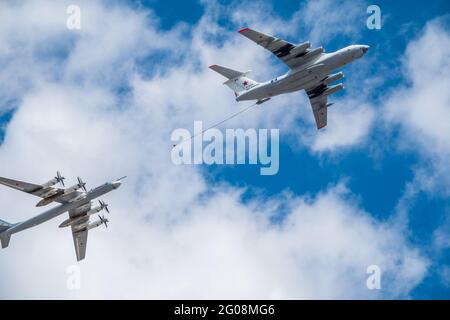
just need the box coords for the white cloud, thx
[439,266,450,288]
[300,0,366,45]
[0,182,428,299]
[383,17,450,195]
[0,0,427,299]
[306,100,375,152]
[380,18,450,289]
[433,211,450,251]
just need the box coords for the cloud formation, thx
[0,0,430,299]
[384,17,450,196]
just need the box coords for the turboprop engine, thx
[63,215,109,232]
[41,171,66,189]
[86,215,109,230]
[36,176,87,207]
[58,200,110,228]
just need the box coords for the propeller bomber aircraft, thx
[0,172,124,261]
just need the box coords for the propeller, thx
[55,171,66,187]
[77,177,87,192]
[98,200,110,214]
[98,215,109,228]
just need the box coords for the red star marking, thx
[243,80,248,86]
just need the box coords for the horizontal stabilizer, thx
[209,64,259,96]
[0,218,12,233]
[0,233,11,248]
[209,64,245,80]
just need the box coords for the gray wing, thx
[0,177,46,194]
[69,202,92,261]
[239,28,310,69]
[72,228,88,261]
[0,176,84,205]
[306,80,345,129]
[308,94,328,129]
[0,176,71,202]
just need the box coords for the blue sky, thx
[0,0,449,299]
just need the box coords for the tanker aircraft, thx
[210,27,369,129]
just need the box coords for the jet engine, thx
[302,47,324,60]
[290,42,311,56]
[322,83,344,97]
[307,83,344,99]
[322,72,344,85]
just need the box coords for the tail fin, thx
[0,219,13,248]
[209,64,259,97]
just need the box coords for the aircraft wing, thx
[69,203,92,261]
[0,176,82,204]
[306,79,345,129]
[308,94,328,130]
[72,228,88,261]
[0,177,44,194]
[56,191,83,204]
[239,28,310,69]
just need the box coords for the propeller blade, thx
[98,200,110,214]
[55,171,66,187]
[98,215,109,228]
[77,177,87,192]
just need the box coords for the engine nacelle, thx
[322,72,344,85]
[42,179,58,189]
[72,202,92,215]
[87,220,103,231]
[58,205,104,228]
[40,189,58,198]
[86,205,103,215]
[64,184,80,195]
[70,218,104,231]
[322,83,344,97]
[68,193,87,204]
[290,42,311,56]
[302,46,324,60]
[36,190,65,207]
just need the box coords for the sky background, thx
[0,0,449,299]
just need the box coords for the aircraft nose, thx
[112,181,122,189]
[361,45,370,54]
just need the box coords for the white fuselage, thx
[237,45,367,101]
